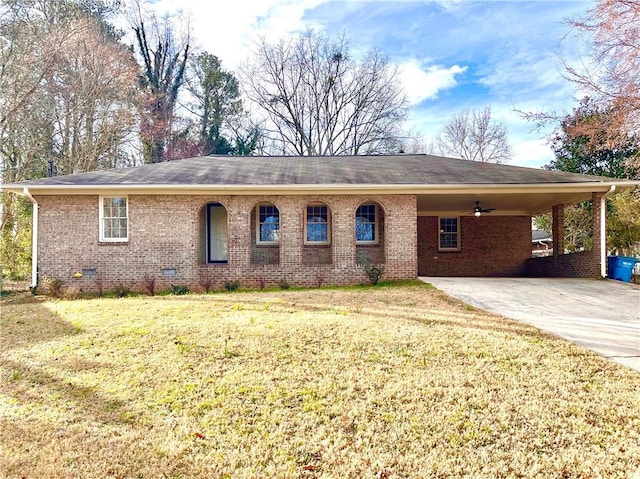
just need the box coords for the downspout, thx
[600,185,616,278]
[23,188,38,289]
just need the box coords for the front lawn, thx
[1,284,639,478]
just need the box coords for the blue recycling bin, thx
[607,256,639,283]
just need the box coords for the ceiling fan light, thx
[474,211,482,217]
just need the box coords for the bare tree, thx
[1,0,139,279]
[561,0,640,171]
[436,106,512,163]
[131,5,189,163]
[241,30,409,156]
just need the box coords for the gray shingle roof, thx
[3,154,629,188]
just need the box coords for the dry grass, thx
[1,283,639,478]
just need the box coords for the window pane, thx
[307,205,327,221]
[306,205,329,242]
[102,197,128,240]
[259,205,280,242]
[356,204,375,222]
[307,222,327,242]
[439,218,458,249]
[355,216,374,241]
[440,233,457,249]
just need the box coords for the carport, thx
[421,277,640,372]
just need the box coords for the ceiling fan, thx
[472,201,495,217]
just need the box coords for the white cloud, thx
[398,60,467,105]
[141,0,327,70]
[510,139,554,169]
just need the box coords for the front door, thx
[208,204,228,262]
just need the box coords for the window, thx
[100,196,128,242]
[355,203,377,244]
[257,204,280,244]
[438,217,459,251]
[305,204,330,244]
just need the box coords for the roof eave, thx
[3,180,637,196]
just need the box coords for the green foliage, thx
[1,194,32,281]
[170,284,190,295]
[357,250,385,285]
[224,280,240,292]
[608,189,640,255]
[548,98,638,179]
[546,98,640,253]
[187,52,240,154]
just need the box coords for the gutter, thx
[23,188,38,289]
[600,185,616,278]
[3,180,638,196]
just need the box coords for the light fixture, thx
[474,210,481,217]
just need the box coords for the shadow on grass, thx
[1,293,83,351]
[1,293,135,427]
[1,357,133,426]
[126,287,557,342]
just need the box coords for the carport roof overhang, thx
[4,180,636,216]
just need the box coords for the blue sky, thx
[147,0,595,167]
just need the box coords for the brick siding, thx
[417,215,532,276]
[526,250,600,278]
[34,194,417,292]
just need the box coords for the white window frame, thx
[438,216,460,251]
[304,203,331,245]
[355,203,379,245]
[99,196,129,242]
[256,203,280,245]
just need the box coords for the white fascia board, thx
[3,180,638,196]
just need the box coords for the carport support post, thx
[593,189,615,278]
[552,204,564,257]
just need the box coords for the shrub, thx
[315,270,326,288]
[64,286,81,300]
[363,263,385,285]
[95,278,104,297]
[224,280,240,292]
[113,284,130,298]
[170,284,190,295]
[357,251,385,285]
[200,276,214,293]
[143,275,156,296]
[47,278,65,298]
[278,277,290,290]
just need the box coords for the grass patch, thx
[1,285,639,478]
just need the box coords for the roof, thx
[532,230,552,242]
[4,154,636,189]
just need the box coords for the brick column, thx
[278,197,303,268]
[552,204,564,257]
[385,195,418,279]
[332,197,357,267]
[227,198,251,268]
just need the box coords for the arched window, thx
[198,202,229,264]
[355,203,378,244]
[305,203,331,244]
[257,204,280,244]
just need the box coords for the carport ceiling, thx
[417,191,597,216]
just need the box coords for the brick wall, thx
[35,194,417,292]
[525,251,600,278]
[417,215,531,276]
[526,192,603,278]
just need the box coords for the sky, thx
[143,0,595,168]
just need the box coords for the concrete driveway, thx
[420,277,640,372]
